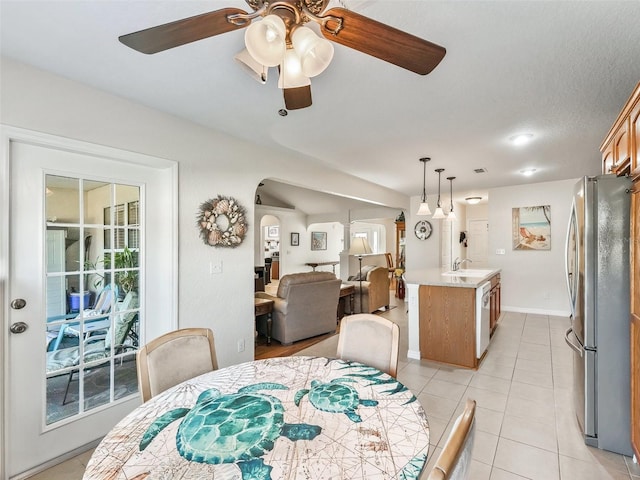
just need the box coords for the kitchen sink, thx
[442,269,494,277]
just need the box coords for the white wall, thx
[0,57,410,372]
[407,179,577,315]
[488,178,577,315]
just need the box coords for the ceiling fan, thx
[119,0,446,110]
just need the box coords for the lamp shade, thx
[292,26,334,77]
[234,49,268,84]
[278,49,311,89]
[349,237,372,256]
[432,207,446,219]
[245,14,286,67]
[447,210,457,220]
[417,201,432,216]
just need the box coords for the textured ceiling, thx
[2,0,640,214]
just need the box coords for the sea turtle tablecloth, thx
[84,356,430,480]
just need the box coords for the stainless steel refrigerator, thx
[564,174,632,456]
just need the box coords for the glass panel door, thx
[45,175,141,425]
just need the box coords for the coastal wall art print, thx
[512,205,551,250]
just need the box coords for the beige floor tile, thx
[493,437,560,480]
[516,342,551,361]
[432,367,475,386]
[489,467,530,479]
[512,367,554,388]
[423,378,468,402]
[515,356,552,373]
[478,362,515,381]
[559,454,632,480]
[472,430,500,465]
[463,386,509,413]
[397,370,432,394]
[417,392,459,422]
[474,406,505,436]
[469,373,512,395]
[509,380,555,404]
[426,415,448,447]
[505,395,556,426]
[501,414,558,452]
[469,459,493,480]
[27,457,86,480]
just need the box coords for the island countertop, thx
[404,268,501,288]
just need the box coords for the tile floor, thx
[30,298,639,479]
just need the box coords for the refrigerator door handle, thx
[565,327,583,357]
[564,201,577,318]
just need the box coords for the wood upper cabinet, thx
[601,81,640,460]
[603,82,640,176]
[631,97,640,174]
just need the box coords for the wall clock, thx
[414,220,433,240]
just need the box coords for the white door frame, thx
[0,126,179,479]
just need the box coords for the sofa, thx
[255,271,342,344]
[345,265,390,314]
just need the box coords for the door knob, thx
[10,298,27,309]
[10,322,28,334]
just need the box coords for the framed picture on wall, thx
[267,226,279,238]
[512,205,551,250]
[311,231,327,250]
[291,232,300,246]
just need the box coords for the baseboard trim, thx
[407,349,421,360]
[11,438,102,480]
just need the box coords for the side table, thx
[254,298,274,345]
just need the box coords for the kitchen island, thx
[405,268,501,368]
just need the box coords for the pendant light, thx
[432,168,446,219]
[447,176,456,220]
[417,157,432,216]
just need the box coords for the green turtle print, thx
[294,378,378,422]
[139,382,321,480]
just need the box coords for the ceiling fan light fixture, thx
[245,14,286,67]
[234,49,268,84]
[292,26,334,77]
[278,49,310,89]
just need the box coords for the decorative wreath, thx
[197,195,248,248]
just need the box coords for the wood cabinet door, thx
[602,139,615,174]
[631,178,640,460]
[631,99,640,174]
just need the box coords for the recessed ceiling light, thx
[520,168,537,176]
[510,133,534,146]
[465,197,482,205]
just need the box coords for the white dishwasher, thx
[476,282,491,358]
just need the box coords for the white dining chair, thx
[426,398,476,480]
[336,314,399,377]
[137,327,218,402]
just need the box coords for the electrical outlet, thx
[210,260,223,274]
[496,248,506,255]
[237,339,245,353]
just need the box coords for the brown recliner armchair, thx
[346,266,390,314]
[255,272,341,345]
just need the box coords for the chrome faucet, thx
[452,257,473,271]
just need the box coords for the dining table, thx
[84,355,430,480]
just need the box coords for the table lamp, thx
[349,237,372,313]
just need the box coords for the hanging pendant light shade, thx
[432,168,446,219]
[447,176,456,220]
[417,157,432,216]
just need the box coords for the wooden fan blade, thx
[320,8,446,75]
[284,86,312,110]
[119,8,248,54]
